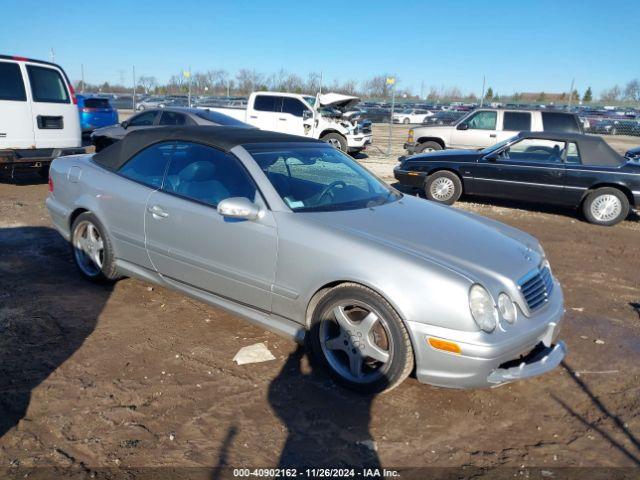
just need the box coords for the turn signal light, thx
[427,337,461,354]
[48,176,54,193]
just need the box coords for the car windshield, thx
[480,135,518,154]
[248,145,401,212]
[195,109,249,126]
[303,95,316,107]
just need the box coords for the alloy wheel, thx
[430,177,456,201]
[590,194,622,222]
[319,301,392,383]
[73,220,104,277]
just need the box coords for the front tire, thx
[71,212,121,283]
[582,187,629,226]
[321,133,348,152]
[308,283,414,394]
[416,141,442,153]
[403,118,410,124]
[424,170,462,205]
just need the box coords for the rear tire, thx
[582,187,629,226]
[321,133,348,152]
[71,212,121,283]
[308,283,414,394]
[416,141,442,153]
[425,170,462,205]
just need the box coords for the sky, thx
[1,0,639,97]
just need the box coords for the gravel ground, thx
[0,126,639,478]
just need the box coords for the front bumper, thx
[393,166,426,188]
[406,282,565,389]
[346,133,373,151]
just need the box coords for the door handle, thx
[148,205,169,219]
[249,115,258,119]
[489,134,497,138]
[278,118,287,121]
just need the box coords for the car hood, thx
[318,93,360,109]
[306,195,543,285]
[406,149,482,163]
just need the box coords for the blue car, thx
[77,95,119,133]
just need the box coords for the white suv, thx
[0,55,83,178]
[405,108,583,154]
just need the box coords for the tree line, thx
[74,69,640,105]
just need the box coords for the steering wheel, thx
[317,180,347,202]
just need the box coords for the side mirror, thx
[303,110,313,120]
[217,197,262,221]
[456,123,469,131]
[485,153,499,162]
[121,120,129,129]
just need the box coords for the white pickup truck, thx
[210,92,372,154]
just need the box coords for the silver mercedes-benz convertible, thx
[46,126,566,393]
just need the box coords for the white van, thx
[0,55,83,177]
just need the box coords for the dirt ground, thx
[0,127,639,478]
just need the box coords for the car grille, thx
[518,265,554,311]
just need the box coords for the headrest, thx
[179,161,216,181]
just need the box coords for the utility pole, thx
[132,66,136,111]
[227,80,230,98]
[50,48,55,63]
[480,76,486,107]
[188,67,192,107]
[387,77,396,156]
[319,71,323,95]
[420,81,424,100]
[567,78,575,108]
[80,64,85,93]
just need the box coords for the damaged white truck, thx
[210,92,372,154]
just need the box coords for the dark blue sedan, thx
[77,95,119,133]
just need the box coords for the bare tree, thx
[624,79,640,102]
[137,75,158,94]
[236,69,264,94]
[600,85,622,102]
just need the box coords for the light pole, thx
[387,77,396,156]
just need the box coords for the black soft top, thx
[92,126,324,171]
[517,131,625,167]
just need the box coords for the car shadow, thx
[266,345,382,469]
[0,226,112,438]
[551,360,640,466]
[0,170,48,186]
[392,183,640,224]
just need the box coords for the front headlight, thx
[469,284,497,333]
[498,293,517,324]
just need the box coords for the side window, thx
[129,110,157,126]
[503,112,532,131]
[466,111,497,130]
[565,142,581,164]
[254,95,282,112]
[163,142,257,207]
[0,62,27,101]
[542,112,580,133]
[26,65,69,103]
[159,111,187,126]
[282,97,308,117]
[118,142,174,187]
[506,138,565,163]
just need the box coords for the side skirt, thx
[115,259,307,344]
